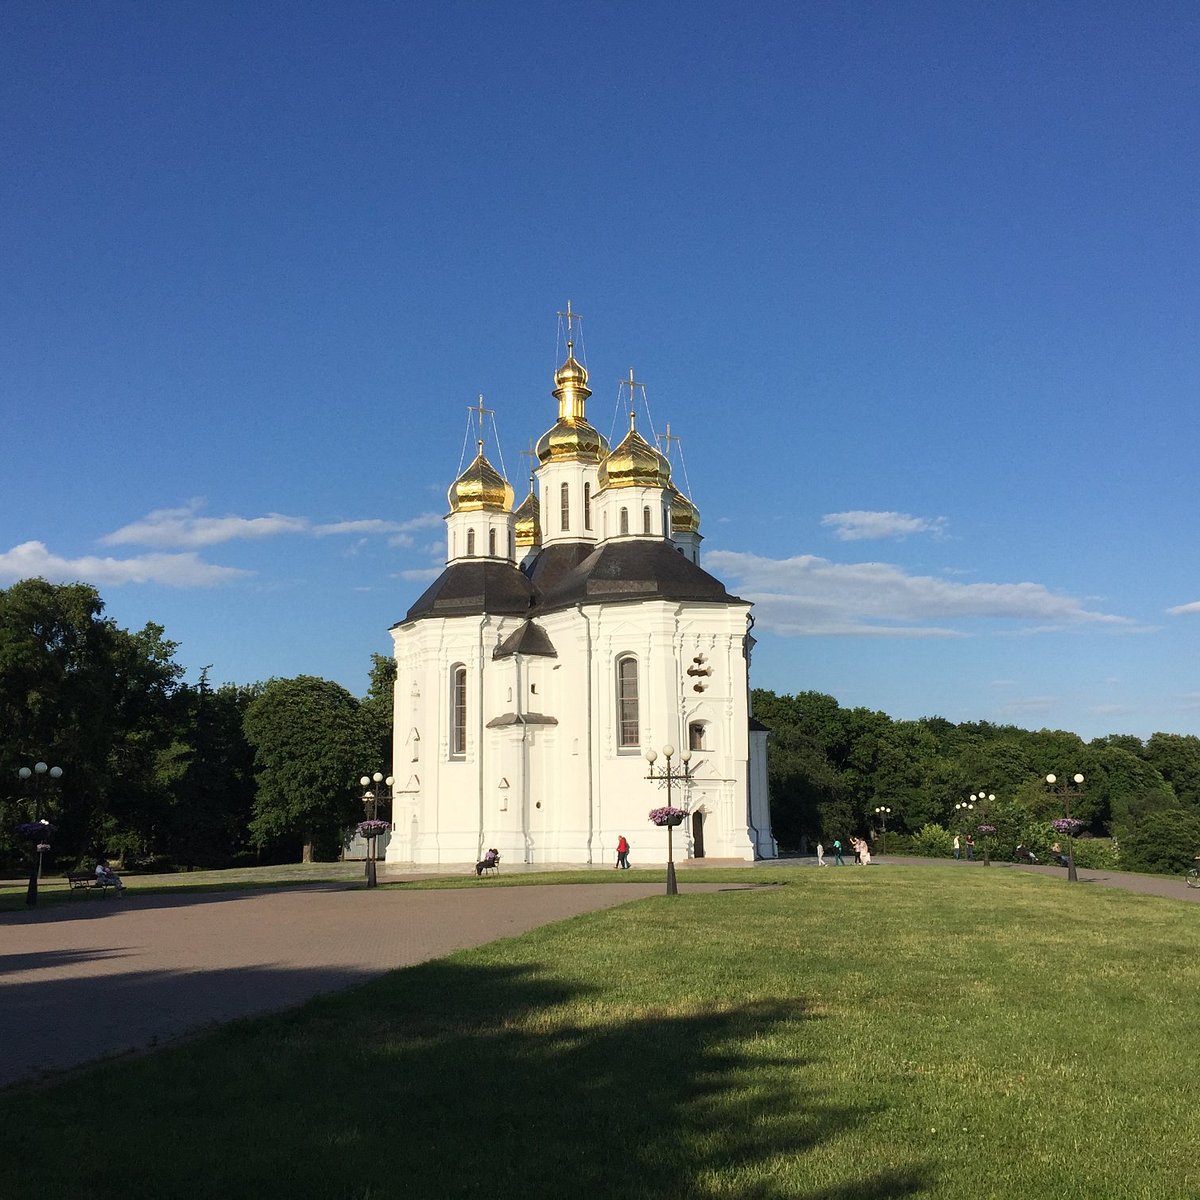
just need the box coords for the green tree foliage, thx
[360,652,396,772]
[0,579,183,865]
[243,675,373,862]
[1119,810,1200,875]
[756,687,1200,871]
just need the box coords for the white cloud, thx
[0,541,248,588]
[705,550,1132,637]
[101,503,443,550]
[822,511,947,542]
[1167,600,1200,615]
[102,504,308,548]
[396,568,442,582]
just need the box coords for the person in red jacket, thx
[616,835,630,870]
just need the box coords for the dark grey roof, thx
[533,539,744,614]
[399,538,744,626]
[493,620,558,659]
[749,717,771,733]
[395,560,534,626]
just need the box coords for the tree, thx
[0,579,183,866]
[360,653,396,772]
[243,676,372,862]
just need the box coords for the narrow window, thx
[617,656,639,748]
[466,529,475,556]
[584,482,592,530]
[560,482,570,531]
[689,722,707,751]
[619,507,629,535]
[508,530,515,559]
[643,506,651,534]
[488,528,496,557]
[451,666,467,757]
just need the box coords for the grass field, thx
[3,867,1199,1198]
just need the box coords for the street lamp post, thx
[873,806,892,854]
[1044,773,1085,883]
[357,772,394,889]
[971,791,996,866]
[645,745,695,896]
[18,761,63,907]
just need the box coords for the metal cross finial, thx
[557,299,580,337]
[472,393,492,454]
[520,440,538,489]
[624,368,642,430]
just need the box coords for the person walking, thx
[833,839,845,866]
[816,841,826,867]
[615,835,630,870]
[953,833,961,860]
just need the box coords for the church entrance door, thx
[691,810,705,859]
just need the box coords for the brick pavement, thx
[0,880,665,1089]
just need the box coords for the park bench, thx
[66,871,119,897]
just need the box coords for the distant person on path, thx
[852,838,862,864]
[953,833,961,860]
[96,857,124,895]
[833,839,845,866]
[616,835,630,870]
[965,835,975,861]
[816,841,826,867]
[859,838,872,866]
[1051,841,1068,868]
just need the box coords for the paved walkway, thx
[0,880,670,1089]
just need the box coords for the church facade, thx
[384,325,776,866]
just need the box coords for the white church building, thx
[384,320,776,866]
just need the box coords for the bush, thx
[883,824,956,858]
[1119,810,1200,876]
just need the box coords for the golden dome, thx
[669,484,701,534]
[513,487,541,548]
[535,341,609,463]
[597,422,672,491]
[448,450,514,513]
[535,418,609,464]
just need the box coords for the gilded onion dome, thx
[597,418,672,491]
[535,342,610,464]
[668,483,701,534]
[448,449,515,513]
[513,486,541,549]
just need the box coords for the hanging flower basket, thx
[356,819,391,840]
[649,807,688,828]
[977,824,997,836]
[1051,818,1084,836]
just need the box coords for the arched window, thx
[450,665,467,758]
[619,507,629,535]
[689,721,708,751]
[642,506,651,534]
[466,529,475,556]
[560,482,570,531]
[584,482,592,530]
[616,656,639,749]
[508,530,514,559]
[488,528,496,557]
[664,506,670,535]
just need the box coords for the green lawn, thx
[3,868,1199,1198]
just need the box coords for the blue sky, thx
[4,1,1199,741]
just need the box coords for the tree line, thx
[1,579,394,872]
[755,688,1200,873]
[6,578,1198,876]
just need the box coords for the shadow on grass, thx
[0,957,932,1199]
